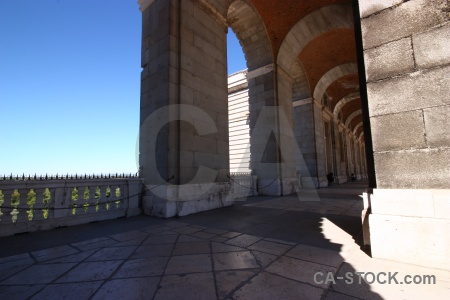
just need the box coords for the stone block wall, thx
[359,0,450,269]
[293,102,317,178]
[140,0,230,185]
[361,0,449,189]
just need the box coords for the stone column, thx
[139,0,232,217]
[358,0,450,269]
[354,138,359,176]
[248,68,281,195]
[313,101,328,187]
[126,179,142,217]
[293,99,319,188]
[361,143,367,177]
[346,133,355,176]
[247,66,299,195]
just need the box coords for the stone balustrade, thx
[0,178,143,237]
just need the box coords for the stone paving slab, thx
[154,272,216,300]
[32,281,102,300]
[213,251,259,271]
[93,277,160,300]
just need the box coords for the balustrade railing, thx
[0,177,142,237]
[0,173,139,181]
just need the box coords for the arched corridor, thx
[138,0,450,270]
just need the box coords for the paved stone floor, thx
[0,181,449,299]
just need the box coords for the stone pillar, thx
[358,0,450,269]
[248,69,281,195]
[293,99,319,188]
[353,138,361,179]
[247,66,298,195]
[313,101,328,187]
[126,179,142,217]
[139,0,232,217]
[346,133,355,176]
[361,143,367,177]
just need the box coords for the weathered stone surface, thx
[34,282,102,300]
[370,213,450,270]
[285,244,343,268]
[367,65,450,116]
[155,273,216,300]
[266,256,337,289]
[94,277,160,300]
[213,251,259,271]
[165,254,212,274]
[424,105,450,148]
[114,257,169,278]
[1,263,76,285]
[361,0,448,49]
[56,261,122,283]
[364,37,414,82]
[140,0,230,188]
[359,0,403,18]
[232,272,324,299]
[371,189,450,219]
[215,270,256,299]
[374,149,450,189]
[371,110,426,152]
[248,240,292,256]
[413,23,450,69]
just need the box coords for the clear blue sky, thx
[0,0,246,176]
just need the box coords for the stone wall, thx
[359,0,450,269]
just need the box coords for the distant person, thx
[350,173,356,182]
[327,172,334,185]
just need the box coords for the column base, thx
[368,189,450,270]
[298,175,318,189]
[317,176,329,188]
[142,182,233,218]
[257,178,281,195]
[281,177,299,195]
[126,207,142,217]
[335,175,348,184]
